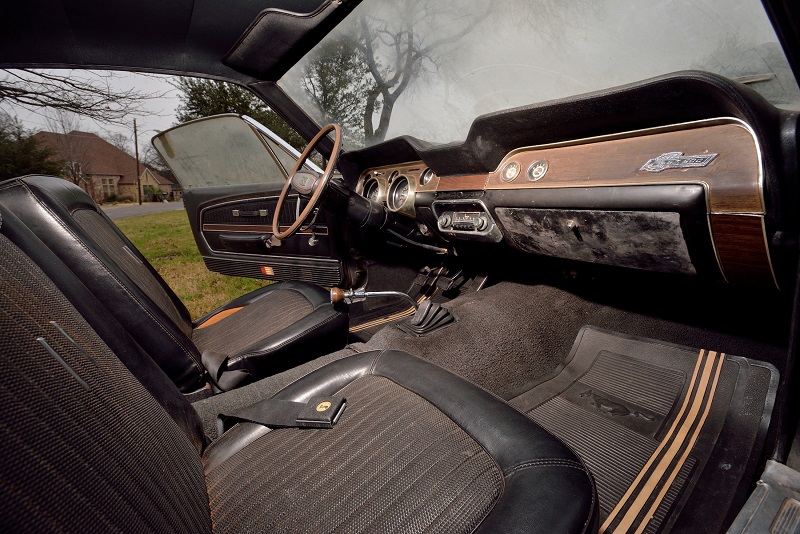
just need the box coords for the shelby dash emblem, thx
[640,151,718,173]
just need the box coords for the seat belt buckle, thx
[296,395,347,429]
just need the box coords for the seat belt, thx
[218,395,346,434]
[202,350,250,392]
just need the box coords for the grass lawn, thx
[115,210,269,319]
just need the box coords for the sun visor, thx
[223,0,359,80]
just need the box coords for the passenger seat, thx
[0,231,598,533]
[0,175,349,392]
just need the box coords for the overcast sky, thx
[280,0,797,146]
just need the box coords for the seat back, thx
[0,176,206,392]
[0,231,211,532]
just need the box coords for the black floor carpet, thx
[511,327,778,533]
[361,281,788,400]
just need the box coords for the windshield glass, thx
[278,0,799,150]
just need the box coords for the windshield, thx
[278,0,800,150]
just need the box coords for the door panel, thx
[183,183,355,287]
[154,115,356,288]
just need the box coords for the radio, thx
[437,211,489,232]
[431,200,502,242]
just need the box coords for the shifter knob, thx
[330,287,346,304]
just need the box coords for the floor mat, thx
[510,326,778,533]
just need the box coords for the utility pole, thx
[134,118,142,205]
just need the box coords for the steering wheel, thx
[272,123,342,240]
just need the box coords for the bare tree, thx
[354,0,490,144]
[0,69,167,126]
[296,0,596,145]
[104,132,133,155]
[300,35,377,146]
[44,111,92,186]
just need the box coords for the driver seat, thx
[0,175,349,393]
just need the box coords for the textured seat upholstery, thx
[0,232,598,533]
[0,175,348,392]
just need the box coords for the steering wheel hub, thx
[291,170,319,196]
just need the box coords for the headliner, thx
[0,0,328,82]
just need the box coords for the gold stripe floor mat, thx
[511,326,778,533]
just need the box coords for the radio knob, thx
[438,214,452,229]
[475,216,488,231]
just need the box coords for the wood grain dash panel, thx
[710,214,775,287]
[436,174,488,192]
[485,123,762,214]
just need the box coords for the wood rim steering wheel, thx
[272,123,342,240]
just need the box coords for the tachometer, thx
[363,178,380,201]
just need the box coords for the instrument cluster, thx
[356,163,439,218]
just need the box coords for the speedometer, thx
[388,175,411,211]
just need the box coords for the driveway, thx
[101,200,185,220]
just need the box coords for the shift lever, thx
[330,287,418,310]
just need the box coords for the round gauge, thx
[501,161,520,182]
[388,170,399,183]
[419,168,435,186]
[527,159,549,181]
[363,179,380,202]
[388,175,411,211]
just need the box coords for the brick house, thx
[32,130,177,203]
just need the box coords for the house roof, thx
[33,130,174,186]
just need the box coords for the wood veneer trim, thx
[710,214,776,288]
[435,174,489,191]
[484,122,761,214]
[202,224,328,235]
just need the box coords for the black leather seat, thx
[0,230,599,532]
[0,175,348,392]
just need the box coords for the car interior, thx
[2,0,800,532]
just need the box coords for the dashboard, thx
[354,117,780,288]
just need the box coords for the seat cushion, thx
[194,281,349,390]
[207,375,503,533]
[193,288,313,355]
[203,350,599,533]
